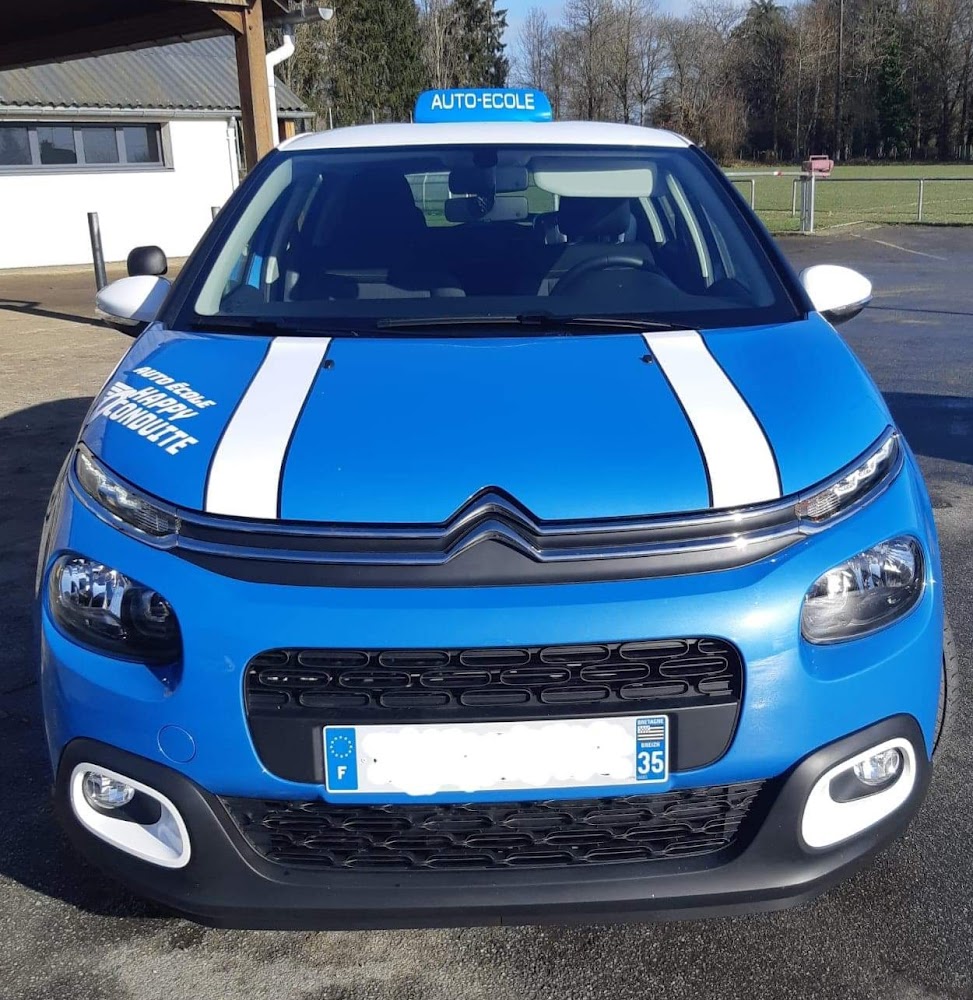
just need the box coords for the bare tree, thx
[564,0,613,119]
[515,6,551,87]
[420,0,459,88]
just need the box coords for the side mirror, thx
[127,245,168,277]
[800,264,872,325]
[95,275,171,337]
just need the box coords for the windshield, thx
[178,144,800,333]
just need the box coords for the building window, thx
[0,125,30,165]
[0,122,168,170]
[122,125,162,164]
[81,127,120,165]
[37,125,78,164]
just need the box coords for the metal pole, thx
[87,211,107,290]
[328,106,334,129]
[792,178,799,217]
[917,179,924,222]
[808,173,816,234]
[748,178,756,210]
[834,0,844,162]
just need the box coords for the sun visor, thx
[533,160,655,198]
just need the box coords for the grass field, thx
[728,163,973,233]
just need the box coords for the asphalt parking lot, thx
[1,225,971,1000]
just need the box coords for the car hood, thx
[82,318,890,524]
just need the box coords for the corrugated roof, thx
[0,35,309,115]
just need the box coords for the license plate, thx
[323,714,668,797]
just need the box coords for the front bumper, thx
[56,716,930,929]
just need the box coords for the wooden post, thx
[226,0,273,171]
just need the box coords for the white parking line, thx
[851,233,947,260]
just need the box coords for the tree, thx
[733,0,795,159]
[563,0,612,119]
[516,6,551,88]
[328,0,428,125]
[420,0,460,89]
[450,0,509,86]
[877,31,911,155]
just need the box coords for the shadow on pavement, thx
[870,304,973,319]
[0,396,167,920]
[0,298,104,330]
[884,392,973,466]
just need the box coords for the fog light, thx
[854,748,903,786]
[82,771,135,810]
[69,763,191,868]
[802,737,916,849]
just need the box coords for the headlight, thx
[75,445,179,537]
[796,431,899,523]
[48,554,181,663]
[801,537,924,643]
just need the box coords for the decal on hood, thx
[205,337,333,519]
[644,331,782,508]
[89,365,218,457]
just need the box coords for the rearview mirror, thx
[444,195,529,224]
[95,275,171,337]
[800,264,872,325]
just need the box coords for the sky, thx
[502,0,694,48]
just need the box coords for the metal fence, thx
[726,171,973,234]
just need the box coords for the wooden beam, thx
[213,9,244,32]
[160,0,289,10]
[234,0,274,171]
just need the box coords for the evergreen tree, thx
[732,0,794,159]
[877,33,910,157]
[450,0,510,86]
[329,0,428,125]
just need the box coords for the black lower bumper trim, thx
[54,715,930,930]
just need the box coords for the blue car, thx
[38,90,954,929]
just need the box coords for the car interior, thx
[210,149,775,320]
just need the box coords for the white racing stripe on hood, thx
[205,336,331,518]
[644,330,780,508]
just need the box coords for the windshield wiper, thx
[187,315,357,334]
[376,313,684,332]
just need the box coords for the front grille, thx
[222,780,765,872]
[245,638,743,724]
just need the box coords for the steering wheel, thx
[550,253,658,297]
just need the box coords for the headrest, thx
[340,170,425,230]
[557,197,631,240]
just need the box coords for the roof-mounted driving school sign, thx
[414,88,554,124]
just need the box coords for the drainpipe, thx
[266,27,295,148]
[226,116,241,188]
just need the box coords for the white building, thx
[0,37,311,270]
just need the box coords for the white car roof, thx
[280,121,692,152]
